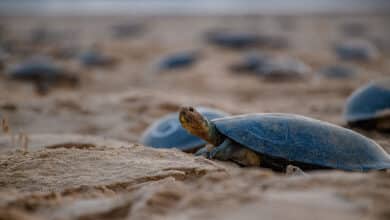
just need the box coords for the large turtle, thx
[179,106,390,171]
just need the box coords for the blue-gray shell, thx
[334,40,379,61]
[158,51,198,70]
[212,113,390,171]
[140,107,228,151]
[7,56,63,79]
[318,65,357,79]
[79,51,114,66]
[344,80,390,123]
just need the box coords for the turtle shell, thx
[318,65,357,79]
[140,107,228,151]
[212,113,390,171]
[206,31,259,49]
[344,79,390,123]
[7,56,64,80]
[335,40,379,61]
[255,56,310,80]
[158,51,198,70]
[79,50,116,67]
[229,52,269,73]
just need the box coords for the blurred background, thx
[0,0,389,140]
[1,0,390,15]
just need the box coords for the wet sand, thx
[0,14,389,220]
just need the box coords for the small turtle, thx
[140,107,228,152]
[260,35,289,49]
[205,31,260,49]
[157,51,199,70]
[79,50,117,67]
[111,23,144,39]
[50,44,80,59]
[29,27,63,44]
[340,22,367,37]
[335,40,379,61]
[229,52,269,73]
[344,79,390,131]
[0,47,8,70]
[256,56,310,81]
[6,56,78,94]
[179,106,390,171]
[318,64,357,79]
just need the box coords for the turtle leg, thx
[209,139,261,166]
[194,144,214,157]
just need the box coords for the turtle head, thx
[179,106,212,142]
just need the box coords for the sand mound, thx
[0,134,389,220]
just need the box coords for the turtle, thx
[318,64,357,79]
[49,44,80,60]
[340,22,368,37]
[0,47,8,70]
[29,27,57,44]
[335,39,379,61]
[206,30,288,50]
[140,107,228,152]
[255,56,310,81]
[111,23,144,39]
[6,56,79,94]
[79,50,117,67]
[179,106,390,171]
[344,79,390,131]
[157,51,199,70]
[229,52,270,73]
[205,30,260,49]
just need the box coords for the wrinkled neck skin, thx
[205,120,224,146]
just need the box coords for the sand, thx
[0,14,389,220]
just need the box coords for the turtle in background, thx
[230,53,309,81]
[111,23,144,39]
[317,64,358,79]
[140,107,228,152]
[334,39,379,61]
[5,56,79,95]
[179,106,390,172]
[229,52,269,73]
[79,50,118,68]
[344,79,390,131]
[157,51,200,71]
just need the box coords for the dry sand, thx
[0,14,389,220]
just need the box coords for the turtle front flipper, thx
[210,139,261,166]
[194,145,213,157]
